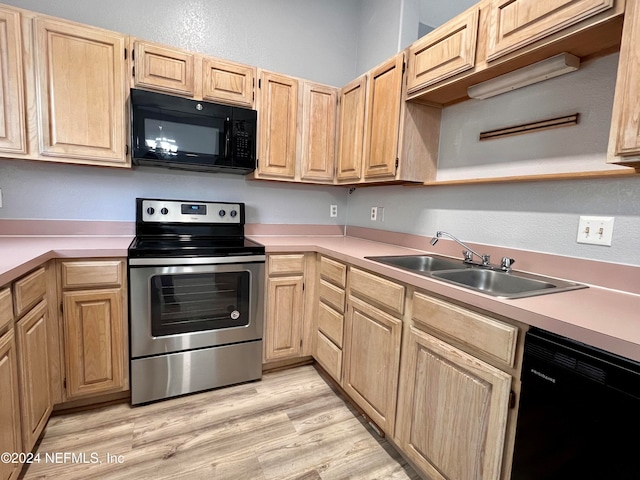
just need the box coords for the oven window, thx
[150,271,250,337]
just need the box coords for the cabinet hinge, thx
[132,49,135,61]
[63,378,67,389]
[126,144,129,156]
[509,390,517,409]
[124,48,127,60]
[60,300,63,313]
[258,78,261,89]
[302,282,305,291]
[132,66,135,78]
[395,158,399,171]
[256,159,259,169]
[300,339,303,348]
[402,60,406,74]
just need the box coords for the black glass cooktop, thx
[128,236,265,258]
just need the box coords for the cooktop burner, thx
[128,236,265,258]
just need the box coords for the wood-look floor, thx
[21,365,419,480]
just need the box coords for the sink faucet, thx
[430,231,515,272]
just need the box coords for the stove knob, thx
[146,207,155,215]
[230,210,238,218]
[161,208,169,215]
[218,209,226,217]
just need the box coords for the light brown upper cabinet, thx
[609,0,640,163]
[132,40,256,107]
[33,17,128,166]
[132,41,196,96]
[363,54,404,180]
[0,7,26,156]
[255,70,299,179]
[407,7,480,94]
[336,75,367,182]
[300,82,338,183]
[486,0,615,61]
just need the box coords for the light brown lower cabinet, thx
[16,300,53,453]
[62,289,125,398]
[343,295,402,436]
[396,326,512,480]
[0,328,22,480]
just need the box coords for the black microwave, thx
[130,89,257,174]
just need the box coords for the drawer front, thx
[413,291,518,367]
[407,8,479,92]
[61,260,124,289]
[268,254,305,276]
[0,288,13,332]
[349,267,405,316]
[13,267,46,318]
[487,0,615,61]
[315,331,342,383]
[319,279,345,314]
[320,256,347,288]
[318,301,344,348]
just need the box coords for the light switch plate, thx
[577,216,614,246]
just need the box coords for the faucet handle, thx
[501,257,515,271]
[463,250,474,262]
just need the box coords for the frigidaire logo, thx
[531,368,556,383]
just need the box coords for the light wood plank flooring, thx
[21,365,419,480]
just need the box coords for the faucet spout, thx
[431,231,490,266]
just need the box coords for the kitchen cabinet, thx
[0,289,21,480]
[264,254,306,362]
[336,76,367,182]
[396,291,521,480]
[33,17,128,166]
[131,40,255,107]
[59,260,127,399]
[343,267,404,435]
[314,256,347,382]
[609,0,640,163]
[0,6,26,156]
[486,0,615,61]
[300,82,338,183]
[255,71,299,180]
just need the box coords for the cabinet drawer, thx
[319,279,345,314]
[61,260,124,289]
[268,254,305,276]
[316,331,342,383]
[349,267,405,316]
[320,256,347,288]
[0,288,13,332]
[318,301,344,348]
[412,292,518,367]
[13,267,46,318]
[407,7,479,92]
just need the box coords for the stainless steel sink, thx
[366,254,587,299]
[365,254,470,274]
[431,268,587,299]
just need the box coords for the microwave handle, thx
[224,117,231,159]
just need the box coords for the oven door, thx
[129,258,264,359]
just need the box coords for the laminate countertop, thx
[1,233,639,363]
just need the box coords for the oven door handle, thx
[128,255,265,266]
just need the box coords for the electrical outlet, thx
[577,216,615,246]
[370,207,377,221]
[330,204,338,218]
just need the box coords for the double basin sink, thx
[366,254,586,299]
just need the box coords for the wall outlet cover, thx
[330,204,338,217]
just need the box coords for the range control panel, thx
[140,199,243,224]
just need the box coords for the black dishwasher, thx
[511,327,640,479]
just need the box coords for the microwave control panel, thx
[232,120,255,160]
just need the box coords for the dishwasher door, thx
[511,328,640,480]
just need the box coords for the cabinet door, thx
[0,7,26,155]
[133,41,196,97]
[611,0,640,158]
[264,276,304,362]
[0,329,22,480]
[63,289,125,398]
[486,0,615,61]
[336,76,366,182]
[343,296,402,435]
[396,327,511,480]
[16,300,52,452]
[257,71,298,178]
[407,8,479,93]
[34,18,127,166]
[300,82,338,182]
[363,54,403,180]
[203,58,255,107]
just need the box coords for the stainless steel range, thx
[128,198,265,405]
